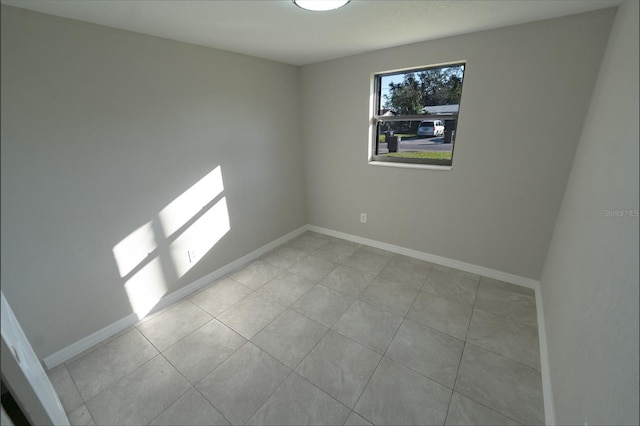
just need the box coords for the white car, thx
[417,120,445,137]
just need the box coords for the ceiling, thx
[1,0,621,65]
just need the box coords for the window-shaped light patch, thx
[113,222,166,319]
[169,196,230,278]
[159,166,224,238]
[112,221,157,278]
[123,258,166,319]
[114,166,229,319]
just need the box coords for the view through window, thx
[371,63,466,167]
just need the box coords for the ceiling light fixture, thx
[293,0,350,12]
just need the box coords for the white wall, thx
[300,9,615,280]
[539,1,639,424]
[0,5,306,359]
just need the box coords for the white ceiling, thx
[1,0,621,65]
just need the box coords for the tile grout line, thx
[60,364,97,425]
[347,257,418,422]
[238,363,295,425]
[443,272,480,425]
[448,285,532,425]
[143,352,194,425]
[81,353,164,424]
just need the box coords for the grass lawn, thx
[378,133,416,143]
[386,151,452,160]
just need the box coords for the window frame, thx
[369,61,466,169]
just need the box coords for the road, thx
[378,136,453,154]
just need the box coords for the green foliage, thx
[384,66,464,115]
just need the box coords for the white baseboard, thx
[307,225,539,289]
[43,313,138,370]
[42,225,307,369]
[535,286,556,425]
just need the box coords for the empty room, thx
[1,1,638,425]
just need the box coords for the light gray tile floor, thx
[48,231,543,425]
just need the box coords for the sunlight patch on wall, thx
[112,222,156,277]
[123,258,166,319]
[159,166,224,237]
[113,165,230,319]
[169,196,230,278]
[112,221,166,319]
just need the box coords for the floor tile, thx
[68,405,95,426]
[292,284,355,328]
[321,265,376,297]
[296,331,381,408]
[358,276,419,316]
[217,292,285,339]
[137,300,212,351]
[252,310,328,369]
[407,291,472,340]
[229,260,283,290]
[475,278,537,328]
[386,254,435,270]
[47,364,84,413]
[257,271,315,306]
[285,232,330,254]
[354,358,451,426]
[467,309,540,370]
[196,343,290,426]
[163,319,246,384]
[344,411,373,425]
[455,344,544,425]
[432,264,480,281]
[332,300,403,354]
[288,255,337,282]
[313,241,360,264]
[247,373,350,425]
[423,270,479,306]
[385,319,464,388]
[445,392,518,426]
[261,246,308,269]
[481,276,535,296]
[326,236,361,247]
[378,256,432,290]
[66,328,157,401]
[343,248,392,275]
[86,355,190,426]
[358,245,396,258]
[189,278,252,316]
[149,388,229,425]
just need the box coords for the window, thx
[370,62,466,168]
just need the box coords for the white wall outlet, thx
[360,213,367,223]
[187,249,197,263]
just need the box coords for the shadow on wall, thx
[112,166,230,319]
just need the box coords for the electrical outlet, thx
[187,249,197,263]
[360,213,367,223]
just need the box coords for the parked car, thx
[417,120,445,137]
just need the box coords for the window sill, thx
[368,160,452,171]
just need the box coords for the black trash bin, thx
[444,129,454,144]
[444,119,457,144]
[387,134,398,152]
